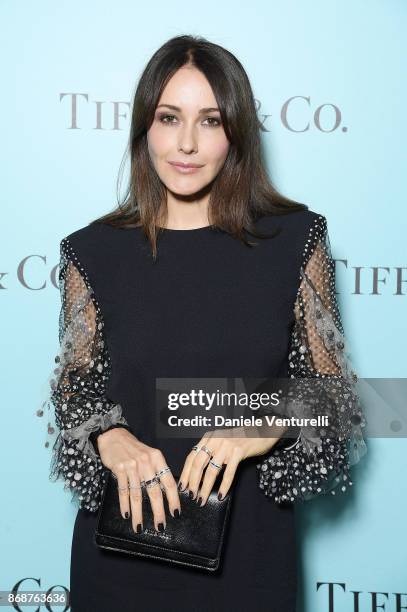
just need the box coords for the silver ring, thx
[117,485,129,492]
[129,483,143,490]
[155,467,171,478]
[192,445,199,452]
[200,445,213,458]
[113,471,145,488]
[145,477,160,489]
[209,459,222,470]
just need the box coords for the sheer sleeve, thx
[256,214,367,503]
[36,237,131,512]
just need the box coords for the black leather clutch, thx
[94,470,234,572]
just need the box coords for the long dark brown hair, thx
[92,34,308,260]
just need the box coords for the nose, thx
[177,121,198,154]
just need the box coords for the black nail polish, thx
[218,492,223,501]
[197,496,202,506]
[174,508,180,518]
[189,490,194,499]
[125,511,129,519]
[177,481,183,491]
[157,522,164,532]
[136,523,142,533]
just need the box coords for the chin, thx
[168,188,204,198]
[167,181,208,197]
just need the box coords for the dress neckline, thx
[157,224,215,233]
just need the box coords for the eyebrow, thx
[156,104,220,114]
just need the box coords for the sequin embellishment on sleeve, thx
[37,237,129,512]
[256,214,367,503]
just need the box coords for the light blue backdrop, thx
[1,1,406,611]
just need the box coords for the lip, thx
[168,161,203,174]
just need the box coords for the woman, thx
[39,34,367,611]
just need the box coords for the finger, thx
[115,467,130,519]
[197,450,227,506]
[144,473,166,531]
[217,450,242,500]
[177,444,201,492]
[150,449,180,519]
[157,470,181,518]
[188,436,220,500]
[128,471,144,533]
[179,434,213,496]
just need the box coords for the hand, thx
[178,425,282,506]
[97,428,180,531]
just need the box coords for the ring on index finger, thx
[145,476,160,489]
[155,467,172,493]
[155,466,171,478]
[208,459,222,470]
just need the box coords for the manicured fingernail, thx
[157,522,164,532]
[218,492,223,501]
[197,496,202,506]
[125,511,129,519]
[189,490,194,499]
[136,523,142,533]
[174,508,180,518]
[177,481,183,490]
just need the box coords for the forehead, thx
[158,66,217,110]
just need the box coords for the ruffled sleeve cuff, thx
[256,213,367,504]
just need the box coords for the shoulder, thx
[254,208,330,274]
[58,222,124,284]
[63,221,113,252]
[256,207,327,239]
[60,221,123,263]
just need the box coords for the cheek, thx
[209,137,230,167]
[147,125,172,159]
[204,130,230,157]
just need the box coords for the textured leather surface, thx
[94,471,233,571]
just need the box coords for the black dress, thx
[40,209,367,612]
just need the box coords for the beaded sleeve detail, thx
[37,237,129,512]
[256,214,367,504]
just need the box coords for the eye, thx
[156,113,222,127]
[203,117,221,127]
[157,113,177,124]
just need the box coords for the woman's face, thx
[147,65,230,198]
